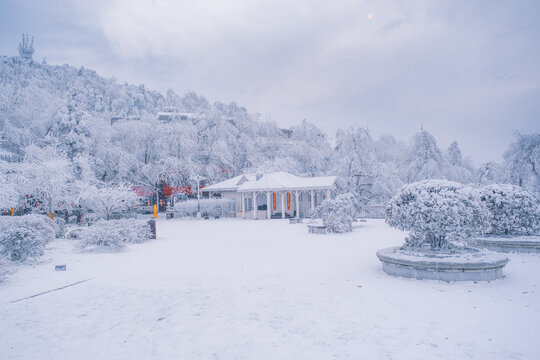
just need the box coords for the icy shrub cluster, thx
[79,219,151,252]
[0,214,55,261]
[477,184,540,236]
[314,193,356,233]
[386,180,487,251]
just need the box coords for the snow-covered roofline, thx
[204,172,336,193]
[202,174,256,192]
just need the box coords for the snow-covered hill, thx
[1,54,537,210]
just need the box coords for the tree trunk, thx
[76,208,84,224]
[48,198,53,219]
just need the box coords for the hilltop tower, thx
[18,34,34,60]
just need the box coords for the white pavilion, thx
[202,171,337,219]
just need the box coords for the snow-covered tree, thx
[503,133,540,193]
[406,130,445,183]
[79,184,138,220]
[386,180,487,251]
[314,193,356,233]
[445,141,473,183]
[0,155,18,210]
[14,145,74,216]
[447,141,462,166]
[53,87,95,161]
[477,184,540,236]
[372,134,407,203]
[477,162,506,185]
[332,128,376,205]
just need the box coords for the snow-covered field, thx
[1,219,539,359]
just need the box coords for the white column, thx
[310,190,315,212]
[326,189,331,200]
[281,192,286,219]
[253,192,258,220]
[241,192,245,219]
[266,191,271,220]
[295,191,300,218]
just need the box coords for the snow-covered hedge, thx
[386,180,487,251]
[477,184,540,236]
[79,219,152,252]
[174,198,236,217]
[0,214,55,261]
[314,193,356,233]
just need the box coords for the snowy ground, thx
[1,218,539,359]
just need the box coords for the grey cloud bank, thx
[1,0,539,164]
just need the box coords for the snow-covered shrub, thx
[174,198,236,217]
[386,180,487,251]
[54,218,67,238]
[66,227,84,239]
[0,215,55,261]
[20,214,56,241]
[477,184,540,236]
[314,193,356,233]
[0,256,9,282]
[79,219,151,252]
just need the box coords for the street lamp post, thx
[191,175,206,219]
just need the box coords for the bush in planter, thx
[314,193,356,233]
[79,219,151,252]
[477,184,540,236]
[0,214,55,261]
[386,180,487,251]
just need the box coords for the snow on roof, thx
[204,172,336,193]
[203,174,256,192]
[237,172,336,192]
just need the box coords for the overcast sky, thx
[1,0,539,164]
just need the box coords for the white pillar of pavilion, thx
[266,191,271,219]
[295,191,300,218]
[253,192,258,220]
[241,192,246,219]
[310,190,315,213]
[326,189,331,200]
[281,192,286,219]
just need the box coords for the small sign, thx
[55,265,66,271]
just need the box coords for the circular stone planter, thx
[474,236,540,253]
[376,247,509,281]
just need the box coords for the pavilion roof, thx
[202,174,256,192]
[237,172,336,192]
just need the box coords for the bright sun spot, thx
[368,14,373,20]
